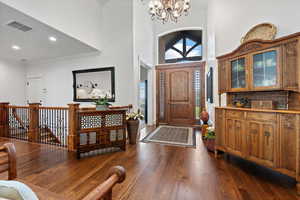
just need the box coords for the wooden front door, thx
[156,62,205,126]
[166,68,194,125]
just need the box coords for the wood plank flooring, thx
[0,127,298,200]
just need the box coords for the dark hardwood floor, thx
[0,127,298,200]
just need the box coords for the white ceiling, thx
[0,2,98,62]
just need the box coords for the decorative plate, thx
[241,23,277,43]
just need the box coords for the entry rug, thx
[141,126,196,148]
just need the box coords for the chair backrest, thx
[0,143,17,180]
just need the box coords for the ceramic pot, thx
[96,105,108,111]
[204,139,215,152]
[127,119,139,144]
[200,111,209,124]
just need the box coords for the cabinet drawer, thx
[226,110,244,119]
[246,112,276,122]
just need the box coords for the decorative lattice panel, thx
[80,115,102,129]
[105,114,123,127]
[110,129,124,141]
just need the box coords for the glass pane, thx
[186,38,197,51]
[231,58,246,88]
[187,45,202,57]
[173,39,183,51]
[165,48,182,60]
[253,50,277,87]
[194,70,201,120]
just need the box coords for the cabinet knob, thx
[264,131,271,137]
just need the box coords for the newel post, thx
[68,103,80,151]
[28,103,40,142]
[0,102,10,137]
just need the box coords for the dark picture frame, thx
[72,67,115,102]
[206,67,213,103]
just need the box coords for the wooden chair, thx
[0,143,126,200]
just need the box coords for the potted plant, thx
[94,95,111,110]
[126,110,144,145]
[203,126,216,152]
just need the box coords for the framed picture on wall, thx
[72,67,115,102]
[206,67,213,103]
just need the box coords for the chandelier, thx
[146,0,191,23]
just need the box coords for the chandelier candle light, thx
[147,0,191,23]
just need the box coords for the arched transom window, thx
[164,32,202,63]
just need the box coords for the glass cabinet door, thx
[253,50,277,88]
[231,58,246,89]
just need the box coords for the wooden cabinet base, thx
[215,107,300,195]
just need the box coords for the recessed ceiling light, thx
[12,45,21,50]
[49,36,57,42]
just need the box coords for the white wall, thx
[25,0,134,107]
[211,0,300,56]
[0,59,26,105]
[133,0,155,124]
[0,0,102,50]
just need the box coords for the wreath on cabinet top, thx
[241,23,277,44]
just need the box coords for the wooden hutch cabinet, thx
[215,32,300,194]
[218,33,300,93]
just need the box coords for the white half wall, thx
[0,0,102,50]
[0,59,26,105]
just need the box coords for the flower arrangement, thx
[203,126,215,140]
[94,95,112,106]
[126,110,144,121]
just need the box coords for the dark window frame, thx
[165,32,202,63]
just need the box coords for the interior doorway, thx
[156,61,205,126]
[139,65,149,126]
[26,77,44,104]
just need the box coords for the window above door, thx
[162,30,202,64]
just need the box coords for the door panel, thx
[279,114,297,172]
[26,77,44,104]
[247,121,261,159]
[247,120,275,167]
[215,109,225,148]
[234,120,244,153]
[261,123,274,165]
[225,118,244,156]
[166,68,195,125]
[169,71,189,101]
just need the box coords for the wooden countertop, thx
[215,106,300,114]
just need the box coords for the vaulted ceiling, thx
[0,2,98,62]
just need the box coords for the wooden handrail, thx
[39,106,69,110]
[8,106,29,109]
[82,166,126,200]
[0,143,17,180]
